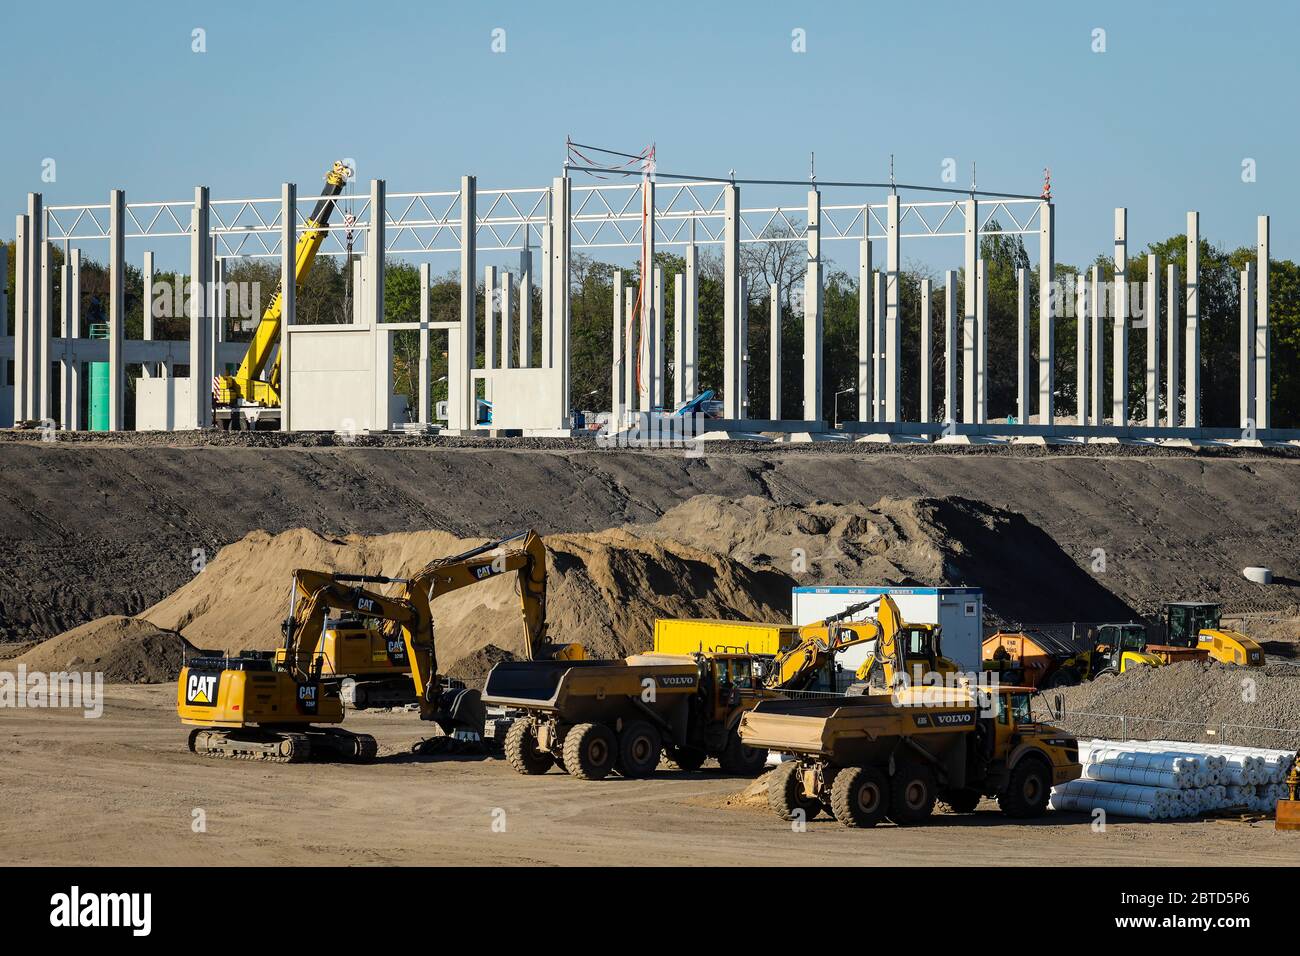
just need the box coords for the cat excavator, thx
[178,531,580,763]
[213,159,352,430]
[761,595,958,695]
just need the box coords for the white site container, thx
[791,586,985,672]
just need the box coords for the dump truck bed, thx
[482,656,702,719]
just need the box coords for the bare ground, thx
[2,685,1295,867]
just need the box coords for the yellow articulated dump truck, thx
[739,685,1081,828]
[482,651,778,780]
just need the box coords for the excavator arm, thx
[762,597,890,692]
[216,160,353,408]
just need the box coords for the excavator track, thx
[186,727,376,764]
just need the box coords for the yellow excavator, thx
[178,531,581,763]
[1159,602,1264,667]
[214,160,352,430]
[275,530,582,710]
[761,595,958,695]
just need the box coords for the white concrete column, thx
[962,198,977,425]
[39,227,52,421]
[188,186,211,429]
[672,273,684,408]
[653,265,664,408]
[1145,254,1160,427]
[1090,265,1103,425]
[1240,262,1256,430]
[769,283,781,420]
[623,287,635,416]
[280,182,296,432]
[976,259,987,424]
[109,189,126,431]
[872,271,884,422]
[1112,207,1128,426]
[518,246,532,369]
[611,270,623,422]
[920,278,932,424]
[483,265,496,370]
[885,193,901,422]
[25,195,44,422]
[723,186,741,418]
[1185,211,1200,429]
[369,179,389,431]
[456,176,476,431]
[550,176,571,419]
[1075,273,1088,425]
[1016,268,1030,424]
[500,270,514,369]
[418,262,430,426]
[67,249,81,430]
[141,251,155,378]
[857,239,873,422]
[1166,263,1179,427]
[540,196,551,368]
[12,215,26,421]
[684,221,698,401]
[943,272,957,426]
[1038,201,1055,426]
[803,188,823,423]
[1255,216,1270,429]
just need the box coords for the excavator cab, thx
[1162,602,1264,667]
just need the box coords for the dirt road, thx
[3,686,1294,866]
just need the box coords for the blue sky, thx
[2,0,1296,273]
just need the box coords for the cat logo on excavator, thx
[186,673,218,706]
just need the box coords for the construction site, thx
[2,9,1300,911]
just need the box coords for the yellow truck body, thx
[652,618,801,657]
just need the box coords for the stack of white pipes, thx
[1050,739,1296,820]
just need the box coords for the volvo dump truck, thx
[740,685,1081,828]
[483,651,777,780]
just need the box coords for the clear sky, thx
[2,0,1296,273]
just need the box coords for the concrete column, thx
[1240,262,1256,430]
[943,272,957,425]
[540,197,551,367]
[1112,208,1128,426]
[109,189,126,431]
[1090,265,1103,425]
[483,265,496,370]
[872,271,884,422]
[803,188,823,423]
[976,259,988,424]
[1184,211,1200,429]
[369,179,389,431]
[739,276,750,418]
[141,251,155,377]
[518,247,532,368]
[611,270,623,422]
[857,240,873,422]
[550,176,571,419]
[1255,216,1270,429]
[653,265,664,408]
[12,215,26,421]
[1075,274,1088,424]
[212,251,226,351]
[500,270,514,370]
[962,199,977,425]
[67,250,81,430]
[920,278,932,424]
[418,262,430,426]
[684,222,698,401]
[769,282,781,420]
[1166,263,1179,427]
[1016,268,1030,424]
[885,193,900,422]
[456,176,476,431]
[39,229,51,421]
[623,287,636,416]
[1038,201,1055,426]
[723,185,741,418]
[25,195,44,423]
[188,186,210,429]
[1145,254,1160,427]
[280,182,296,432]
[672,273,684,408]
[639,179,657,413]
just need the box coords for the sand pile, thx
[1053,660,1300,750]
[2,616,193,683]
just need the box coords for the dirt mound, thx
[2,616,193,683]
[637,495,1136,627]
[1053,659,1300,750]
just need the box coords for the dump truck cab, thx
[1162,602,1264,667]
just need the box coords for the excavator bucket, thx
[433,685,487,739]
[1276,799,1300,831]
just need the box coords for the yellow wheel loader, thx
[1159,602,1264,667]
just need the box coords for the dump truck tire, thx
[830,766,889,828]
[888,762,937,825]
[998,758,1051,818]
[563,722,617,780]
[617,721,662,778]
[665,746,707,771]
[504,720,554,775]
[767,759,820,821]
[939,787,981,813]
[718,730,768,776]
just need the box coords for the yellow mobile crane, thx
[213,160,352,429]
